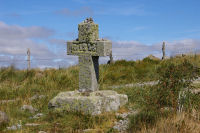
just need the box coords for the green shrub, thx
[156,59,200,109]
[129,59,200,132]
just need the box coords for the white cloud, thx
[112,41,152,60]
[0,21,56,58]
[112,39,200,61]
[0,22,53,39]
[161,39,200,55]
[0,21,73,69]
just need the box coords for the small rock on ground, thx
[7,124,21,130]
[0,98,20,104]
[33,113,43,119]
[0,111,9,125]
[21,105,38,114]
[29,95,46,101]
[38,131,47,133]
[113,109,139,132]
[113,119,129,132]
[191,89,200,94]
[25,123,40,127]
[29,113,44,119]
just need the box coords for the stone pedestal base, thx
[48,90,128,115]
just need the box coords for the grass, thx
[138,112,200,133]
[0,54,200,132]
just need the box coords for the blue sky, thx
[0,0,200,68]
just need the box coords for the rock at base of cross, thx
[48,90,128,115]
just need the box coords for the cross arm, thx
[67,40,112,56]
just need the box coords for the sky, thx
[0,0,200,69]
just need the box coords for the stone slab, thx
[48,90,128,115]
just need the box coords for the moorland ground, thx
[0,54,200,132]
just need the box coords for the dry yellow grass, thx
[139,111,200,133]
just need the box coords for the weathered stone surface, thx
[25,123,41,127]
[79,55,99,92]
[78,18,99,42]
[67,40,112,56]
[67,18,112,93]
[21,105,37,114]
[38,131,47,133]
[113,109,139,132]
[48,90,128,115]
[29,113,44,119]
[7,124,21,130]
[29,94,46,101]
[0,98,19,104]
[33,113,43,119]
[0,111,9,126]
[162,41,166,60]
[53,18,128,115]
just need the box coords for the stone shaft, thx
[79,55,99,92]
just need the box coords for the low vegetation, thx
[0,54,200,132]
[128,59,200,132]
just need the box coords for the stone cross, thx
[27,48,31,70]
[162,41,166,60]
[67,18,112,93]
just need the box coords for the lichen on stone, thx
[48,90,128,115]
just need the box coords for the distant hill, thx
[146,54,160,60]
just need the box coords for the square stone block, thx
[48,90,128,115]
[78,22,99,42]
